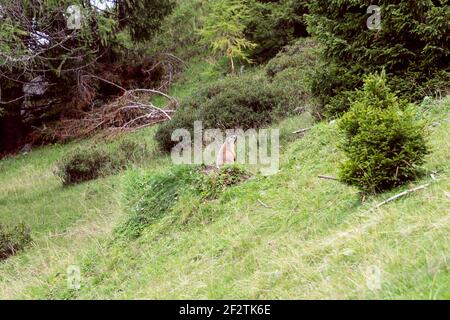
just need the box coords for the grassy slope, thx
[0,90,448,299]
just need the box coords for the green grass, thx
[152,57,219,108]
[0,95,448,299]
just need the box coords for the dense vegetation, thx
[0,0,174,152]
[155,38,320,152]
[307,0,450,116]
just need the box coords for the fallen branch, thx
[318,175,339,181]
[292,127,312,134]
[257,199,271,209]
[373,183,430,209]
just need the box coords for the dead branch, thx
[318,175,339,181]
[257,199,271,209]
[292,127,312,134]
[373,183,431,209]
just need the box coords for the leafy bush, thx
[55,146,113,186]
[155,73,281,153]
[307,0,450,116]
[55,139,148,185]
[338,72,429,194]
[266,38,321,114]
[0,223,32,261]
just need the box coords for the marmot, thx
[216,134,237,168]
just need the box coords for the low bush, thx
[0,223,32,261]
[155,73,281,153]
[266,38,321,115]
[55,146,115,186]
[55,139,148,186]
[156,39,322,153]
[338,72,429,194]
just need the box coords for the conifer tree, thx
[199,0,256,74]
[308,0,450,116]
[338,72,429,194]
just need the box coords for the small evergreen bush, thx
[0,223,32,261]
[338,72,429,194]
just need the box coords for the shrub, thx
[307,0,450,116]
[155,73,281,153]
[155,38,323,153]
[55,146,116,186]
[266,38,321,114]
[55,139,148,185]
[0,223,32,261]
[338,72,429,194]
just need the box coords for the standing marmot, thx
[216,134,237,168]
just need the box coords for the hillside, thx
[0,0,449,301]
[0,95,448,299]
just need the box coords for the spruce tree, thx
[338,72,429,194]
[308,0,450,116]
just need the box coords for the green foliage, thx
[265,38,321,113]
[0,223,32,261]
[338,72,429,194]
[155,73,279,153]
[149,0,205,59]
[54,139,148,185]
[155,38,321,153]
[55,146,116,186]
[307,0,450,116]
[117,0,175,42]
[245,0,309,62]
[194,165,250,199]
[199,0,257,74]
